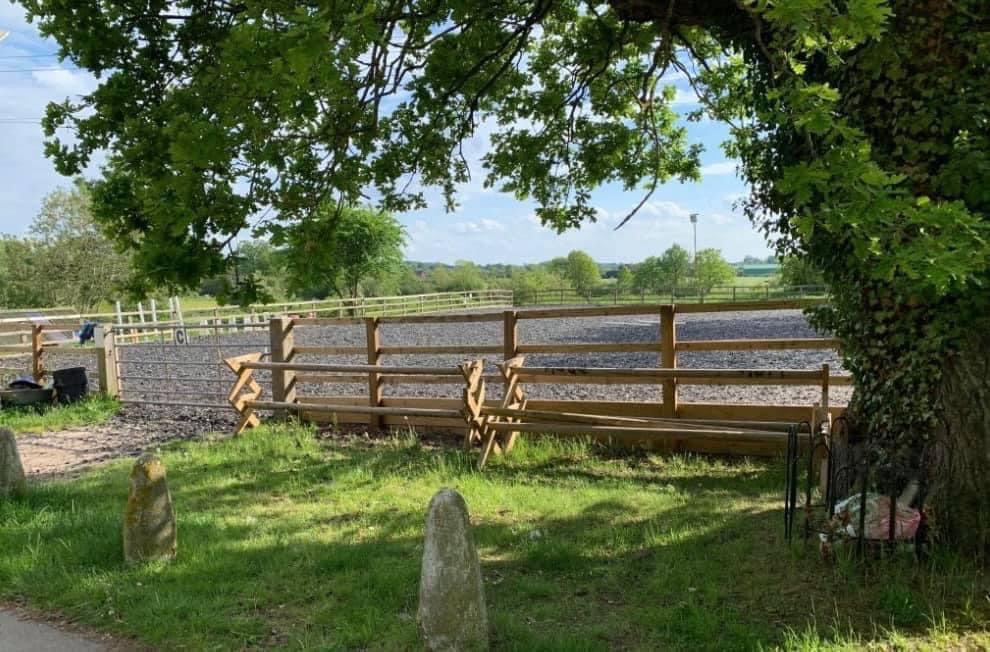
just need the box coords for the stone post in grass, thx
[417,488,488,651]
[0,427,27,497]
[123,453,176,564]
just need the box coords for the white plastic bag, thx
[833,493,921,540]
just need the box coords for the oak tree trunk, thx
[932,322,990,559]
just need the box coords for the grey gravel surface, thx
[2,308,851,439]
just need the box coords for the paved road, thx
[0,610,107,651]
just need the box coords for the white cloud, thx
[658,71,688,83]
[701,161,738,176]
[31,68,95,96]
[641,200,693,220]
[670,88,700,106]
[478,218,505,232]
[452,218,506,234]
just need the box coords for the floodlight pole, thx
[689,213,699,275]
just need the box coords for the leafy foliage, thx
[779,256,823,287]
[283,206,405,300]
[429,261,488,292]
[693,249,736,293]
[633,245,692,293]
[511,266,567,297]
[0,180,132,312]
[0,237,46,309]
[615,266,634,291]
[564,250,601,296]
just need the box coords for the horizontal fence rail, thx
[515,366,828,385]
[1,289,514,327]
[514,284,827,306]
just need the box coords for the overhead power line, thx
[0,66,81,73]
[0,53,60,59]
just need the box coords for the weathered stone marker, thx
[0,427,27,497]
[123,453,176,564]
[417,488,488,651]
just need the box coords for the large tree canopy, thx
[18,0,990,554]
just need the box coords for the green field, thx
[0,424,986,650]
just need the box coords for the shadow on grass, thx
[0,426,986,651]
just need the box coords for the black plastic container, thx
[53,367,88,404]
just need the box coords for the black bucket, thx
[53,367,88,404]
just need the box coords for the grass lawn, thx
[0,395,120,434]
[0,424,987,650]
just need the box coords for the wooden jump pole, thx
[459,359,485,450]
[478,355,527,469]
[225,352,264,435]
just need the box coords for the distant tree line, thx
[212,234,811,303]
[1,186,819,312]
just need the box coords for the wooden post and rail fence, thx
[224,348,835,467]
[221,299,848,460]
[0,319,103,384]
[1,297,849,462]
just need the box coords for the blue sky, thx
[0,1,772,264]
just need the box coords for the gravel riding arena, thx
[23,307,852,437]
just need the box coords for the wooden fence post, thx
[31,325,44,382]
[503,310,518,361]
[270,317,296,417]
[366,317,383,430]
[821,363,830,426]
[95,326,119,398]
[659,305,677,418]
[136,302,147,340]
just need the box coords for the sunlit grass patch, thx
[0,394,120,434]
[0,424,986,650]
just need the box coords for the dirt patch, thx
[15,413,221,478]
